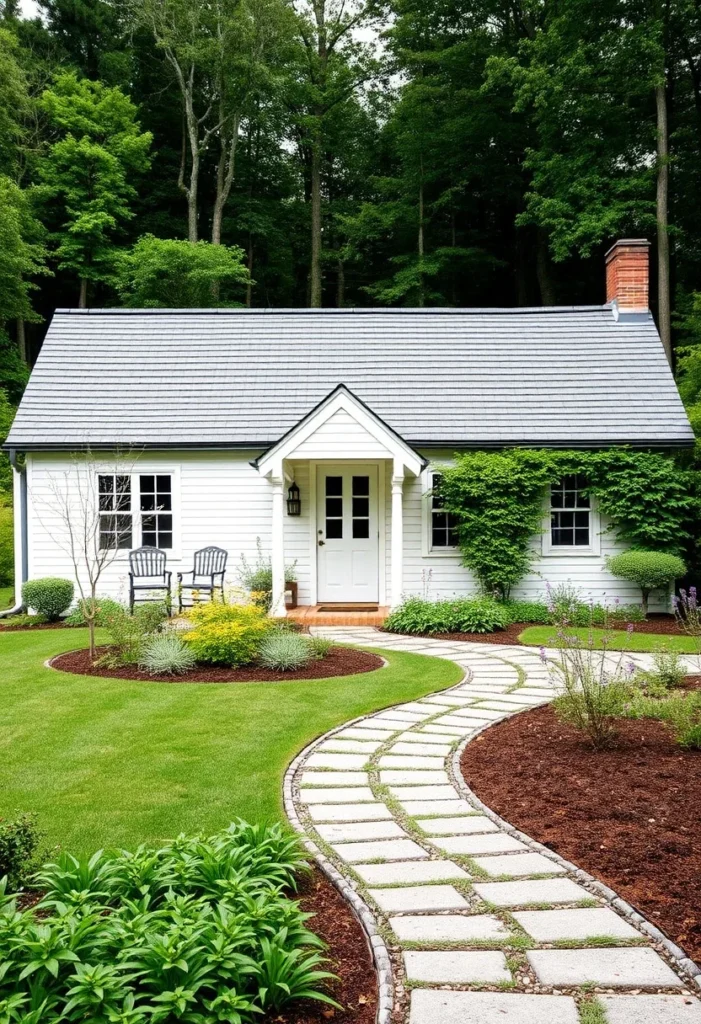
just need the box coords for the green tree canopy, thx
[115,235,250,307]
[38,72,152,305]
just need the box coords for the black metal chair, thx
[129,547,172,613]
[177,546,228,612]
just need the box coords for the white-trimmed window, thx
[139,474,173,549]
[98,475,133,550]
[98,471,175,551]
[549,474,591,548]
[427,471,459,551]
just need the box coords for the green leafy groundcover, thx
[0,822,339,1023]
[519,625,700,654]
[437,449,693,597]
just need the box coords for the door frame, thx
[308,460,387,606]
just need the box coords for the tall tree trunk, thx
[336,258,345,307]
[656,81,672,365]
[246,235,253,307]
[17,319,27,364]
[535,226,556,305]
[79,278,88,308]
[417,167,425,307]
[173,67,200,242]
[211,109,240,245]
[310,133,323,307]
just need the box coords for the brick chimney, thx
[605,238,650,313]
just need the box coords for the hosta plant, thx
[0,823,337,1023]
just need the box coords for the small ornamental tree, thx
[606,551,686,615]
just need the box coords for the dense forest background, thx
[3,0,701,587]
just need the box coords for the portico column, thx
[270,472,287,617]
[391,463,405,609]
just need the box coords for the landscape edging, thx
[450,723,701,991]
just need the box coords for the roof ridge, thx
[52,305,613,316]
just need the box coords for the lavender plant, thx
[544,583,634,749]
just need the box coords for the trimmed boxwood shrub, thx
[21,577,74,621]
[607,550,686,614]
[384,596,509,635]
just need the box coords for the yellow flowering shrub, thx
[183,602,271,666]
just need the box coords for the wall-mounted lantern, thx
[286,481,301,516]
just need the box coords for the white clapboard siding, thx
[25,448,666,611]
[27,451,273,603]
[291,409,394,460]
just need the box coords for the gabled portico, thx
[253,385,425,617]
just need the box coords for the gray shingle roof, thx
[5,306,693,449]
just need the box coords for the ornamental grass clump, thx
[21,577,74,621]
[139,632,196,675]
[183,601,270,665]
[0,822,339,1022]
[259,632,312,671]
[607,550,686,615]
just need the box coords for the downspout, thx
[0,450,28,616]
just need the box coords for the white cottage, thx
[3,239,694,619]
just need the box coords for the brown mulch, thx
[461,705,701,962]
[50,645,384,683]
[262,867,376,1024]
[382,613,685,646]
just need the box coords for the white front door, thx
[317,465,379,603]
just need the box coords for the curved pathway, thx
[284,628,701,1024]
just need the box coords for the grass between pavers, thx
[0,584,13,609]
[0,628,462,855]
[519,625,700,654]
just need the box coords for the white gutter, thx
[0,453,27,617]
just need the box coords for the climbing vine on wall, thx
[437,449,693,598]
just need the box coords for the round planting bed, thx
[49,644,385,683]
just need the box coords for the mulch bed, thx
[263,867,376,1024]
[50,645,384,683]
[461,705,701,962]
[382,613,685,646]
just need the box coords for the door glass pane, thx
[352,497,369,517]
[326,519,342,539]
[325,475,343,539]
[352,476,369,541]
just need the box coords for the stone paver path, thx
[286,629,701,1024]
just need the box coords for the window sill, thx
[541,547,600,558]
[422,549,461,558]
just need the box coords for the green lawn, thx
[0,585,13,609]
[0,628,462,856]
[519,625,700,654]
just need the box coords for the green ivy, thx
[438,448,693,598]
